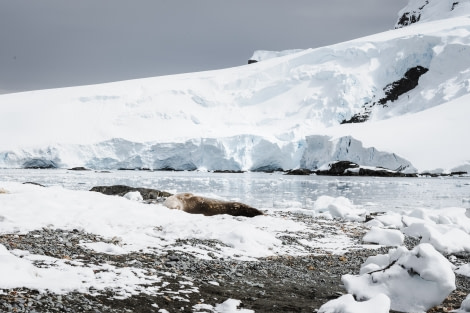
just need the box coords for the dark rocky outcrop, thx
[396,11,421,28]
[395,0,429,28]
[315,161,418,177]
[248,59,258,64]
[342,66,429,124]
[285,169,315,176]
[90,185,173,201]
[380,66,429,105]
[22,159,58,169]
[316,161,359,176]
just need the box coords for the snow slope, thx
[1,0,470,172]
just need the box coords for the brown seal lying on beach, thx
[163,193,263,217]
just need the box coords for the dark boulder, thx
[90,185,173,201]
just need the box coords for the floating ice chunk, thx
[123,191,143,202]
[318,293,390,313]
[362,227,404,246]
[313,195,366,222]
[342,243,456,312]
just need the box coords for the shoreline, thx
[0,212,469,312]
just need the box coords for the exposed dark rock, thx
[316,161,359,176]
[251,166,284,173]
[90,185,173,201]
[22,159,58,169]
[341,66,429,124]
[420,171,468,177]
[213,170,245,174]
[396,12,421,28]
[248,59,258,64]
[452,2,460,10]
[68,167,91,171]
[395,0,429,28]
[356,168,417,177]
[315,161,417,177]
[380,66,429,105]
[284,168,315,176]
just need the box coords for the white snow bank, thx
[318,293,390,313]
[0,182,293,259]
[0,244,160,296]
[343,243,456,312]
[362,227,404,246]
[312,195,366,221]
[0,181,362,260]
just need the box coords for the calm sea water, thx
[1,169,469,213]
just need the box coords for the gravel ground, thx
[0,213,469,313]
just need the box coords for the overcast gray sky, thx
[0,0,406,94]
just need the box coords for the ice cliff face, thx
[0,135,416,173]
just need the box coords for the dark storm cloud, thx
[0,0,406,93]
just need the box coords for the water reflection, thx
[1,169,469,213]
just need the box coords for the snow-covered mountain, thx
[1,0,469,173]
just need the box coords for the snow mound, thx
[343,243,456,312]
[362,227,404,246]
[0,244,159,296]
[193,298,254,313]
[404,223,470,254]
[318,293,390,313]
[312,196,366,221]
[123,191,143,202]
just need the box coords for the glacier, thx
[1,0,470,172]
